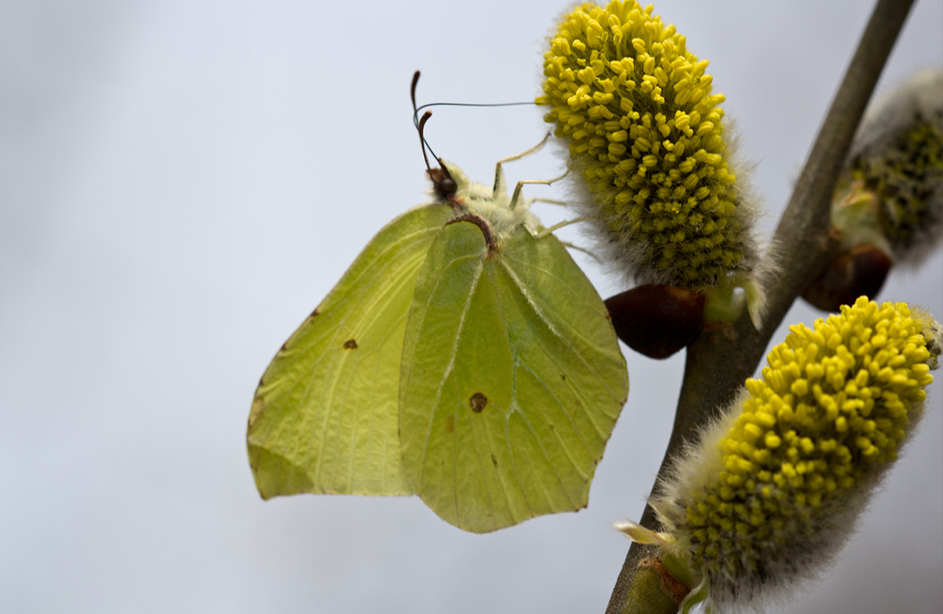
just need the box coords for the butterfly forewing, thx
[248,204,453,498]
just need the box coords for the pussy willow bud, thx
[605,284,705,359]
[802,245,893,313]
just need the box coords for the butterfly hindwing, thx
[398,219,628,532]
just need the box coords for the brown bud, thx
[604,284,706,359]
[802,244,893,312]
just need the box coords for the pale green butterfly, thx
[247,73,629,533]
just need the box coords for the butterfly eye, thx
[437,176,456,196]
[427,167,457,198]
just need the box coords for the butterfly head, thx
[427,161,458,200]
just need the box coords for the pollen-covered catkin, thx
[537,0,759,290]
[654,297,940,608]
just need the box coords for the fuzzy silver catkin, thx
[841,68,943,267]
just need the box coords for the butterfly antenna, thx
[410,71,432,169]
[411,71,455,198]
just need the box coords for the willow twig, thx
[605,0,915,611]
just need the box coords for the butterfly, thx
[247,72,629,533]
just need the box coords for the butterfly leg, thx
[535,217,600,260]
[509,171,569,210]
[528,197,568,207]
[491,132,551,198]
[496,132,551,164]
[556,241,602,262]
[535,216,596,237]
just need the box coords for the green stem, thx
[604,0,915,612]
[619,556,690,614]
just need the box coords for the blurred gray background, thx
[1,1,941,612]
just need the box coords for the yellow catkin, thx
[538,1,754,289]
[661,297,939,605]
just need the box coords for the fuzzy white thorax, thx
[438,161,542,242]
